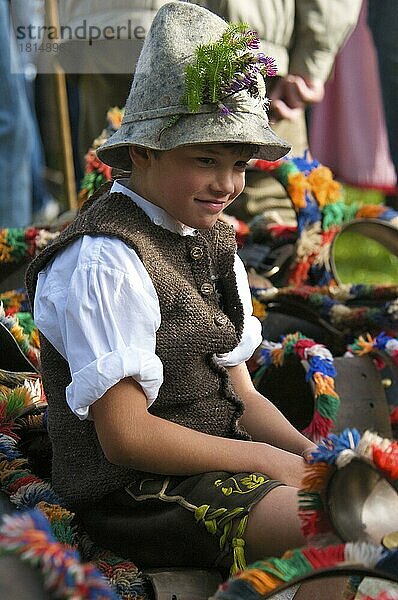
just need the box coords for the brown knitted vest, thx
[26,185,250,507]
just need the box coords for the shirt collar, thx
[111,179,198,237]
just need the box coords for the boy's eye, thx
[196,157,215,165]
[235,161,249,170]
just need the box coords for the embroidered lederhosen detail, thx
[125,471,283,575]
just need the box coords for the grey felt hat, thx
[97,1,290,171]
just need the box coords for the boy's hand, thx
[301,446,317,463]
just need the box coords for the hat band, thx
[121,93,266,124]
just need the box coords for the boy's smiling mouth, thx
[195,198,227,212]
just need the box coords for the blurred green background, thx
[333,186,398,285]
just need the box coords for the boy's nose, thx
[210,171,235,196]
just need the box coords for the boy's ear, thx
[129,145,152,167]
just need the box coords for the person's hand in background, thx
[270,75,325,121]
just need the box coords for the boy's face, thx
[129,144,252,229]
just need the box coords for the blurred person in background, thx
[10,0,60,224]
[309,1,396,197]
[57,0,173,170]
[0,0,33,227]
[368,0,398,207]
[205,0,362,223]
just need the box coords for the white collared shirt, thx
[34,180,262,420]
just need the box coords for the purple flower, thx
[218,103,231,115]
[223,76,245,95]
[246,29,260,49]
[257,54,277,76]
[243,75,254,86]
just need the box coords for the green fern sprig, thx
[183,22,255,113]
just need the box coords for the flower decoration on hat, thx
[183,23,277,116]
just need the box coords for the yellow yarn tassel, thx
[287,172,308,209]
[313,372,338,397]
[36,501,74,523]
[301,462,333,492]
[272,347,285,367]
[307,166,341,207]
[238,568,281,594]
[355,333,375,355]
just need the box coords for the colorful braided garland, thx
[212,540,398,599]
[251,153,398,287]
[79,107,124,205]
[250,332,340,442]
[0,302,40,369]
[0,385,149,599]
[0,228,59,266]
[212,427,398,599]
[298,428,398,541]
[0,510,117,600]
[347,332,398,367]
[252,283,398,338]
[346,332,398,426]
[0,288,31,316]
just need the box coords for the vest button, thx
[200,282,214,296]
[190,246,204,260]
[214,314,228,326]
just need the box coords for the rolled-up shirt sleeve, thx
[34,237,163,420]
[215,254,262,367]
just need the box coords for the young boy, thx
[26,1,317,577]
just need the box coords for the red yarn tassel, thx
[294,339,317,359]
[300,510,331,538]
[372,441,398,480]
[302,413,335,441]
[302,544,345,568]
[252,159,283,172]
[390,407,398,425]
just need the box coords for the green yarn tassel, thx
[274,160,300,189]
[298,490,323,510]
[6,229,29,261]
[344,202,360,222]
[81,172,108,198]
[348,339,367,354]
[51,519,77,547]
[0,388,27,420]
[282,339,296,356]
[250,548,313,581]
[310,293,325,308]
[322,201,346,230]
[15,312,36,336]
[316,393,340,420]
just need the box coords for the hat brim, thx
[96,109,291,171]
